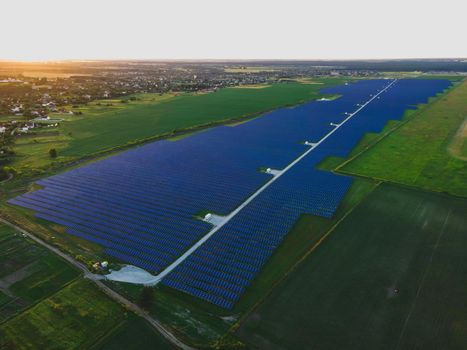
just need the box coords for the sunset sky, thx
[2,0,466,61]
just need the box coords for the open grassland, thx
[12,132,68,169]
[415,74,466,82]
[0,223,78,322]
[95,315,173,350]
[341,79,467,197]
[103,178,377,348]
[238,184,467,350]
[0,280,125,350]
[10,79,345,175]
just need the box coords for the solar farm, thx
[8,78,451,309]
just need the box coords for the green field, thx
[10,79,345,174]
[0,280,125,349]
[95,315,174,350]
[238,184,467,350]
[0,223,78,321]
[341,79,467,197]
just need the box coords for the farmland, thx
[0,224,176,349]
[238,184,467,350]
[341,78,467,197]
[0,222,78,322]
[95,315,173,350]
[0,280,126,349]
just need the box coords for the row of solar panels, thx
[8,78,452,309]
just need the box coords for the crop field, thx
[0,280,126,349]
[0,223,78,321]
[238,183,467,350]
[8,79,451,310]
[95,315,173,350]
[341,79,467,197]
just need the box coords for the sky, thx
[1,0,466,61]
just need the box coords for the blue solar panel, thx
[8,78,452,309]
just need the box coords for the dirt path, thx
[448,116,467,161]
[0,217,196,350]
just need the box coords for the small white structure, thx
[203,213,225,226]
[0,127,6,134]
[330,122,340,127]
[101,261,109,268]
[304,141,316,147]
[263,168,281,176]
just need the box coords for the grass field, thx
[237,184,467,350]
[340,79,467,197]
[9,79,345,174]
[0,280,125,349]
[95,315,174,350]
[0,223,78,321]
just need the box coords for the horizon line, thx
[1,57,466,64]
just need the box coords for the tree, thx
[49,148,57,158]
[137,287,154,311]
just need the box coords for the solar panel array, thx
[9,78,451,308]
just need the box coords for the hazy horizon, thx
[1,57,466,64]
